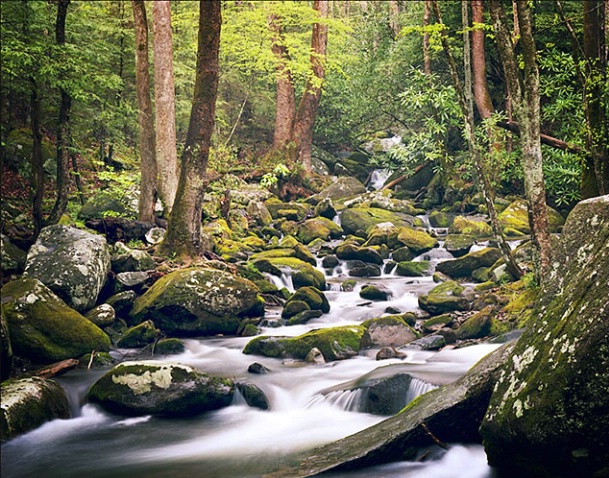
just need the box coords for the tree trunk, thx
[423,0,432,75]
[269,14,296,150]
[30,77,44,239]
[47,0,72,226]
[582,0,609,197]
[160,0,221,260]
[152,0,179,214]
[132,0,157,223]
[390,0,400,38]
[489,0,552,283]
[471,0,494,120]
[432,1,522,280]
[293,0,329,173]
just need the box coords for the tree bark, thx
[269,14,296,150]
[432,1,522,280]
[390,0,400,38]
[471,0,495,120]
[47,0,72,226]
[293,0,329,173]
[132,0,157,223]
[582,0,609,197]
[152,0,179,215]
[423,0,432,75]
[160,0,221,260]
[489,0,552,283]
[30,77,44,239]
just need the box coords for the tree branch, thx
[496,120,583,155]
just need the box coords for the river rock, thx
[336,243,384,265]
[243,325,369,362]
[266,342,516,477]
[480,195,609,478]
[316,176,367,201]
[257,256,326,290]
[340,208,415,236]
[106,291,137,318]
[359,284,393,301]
[498,199,564,235]
[363,316,418,347]
[448,215,492,237]
[395,261,430,277]
[435,247,502,279]
[2,278,111,364]
[23,225,111,312]
[313,198,336,220]
[1,377,70,441]
[282,287,330,319]
[428,211,454,228]
[111,244,156,273]
[265,198,310,221]
[246,200,273,227]
[405,334,446,351]
[117,320,160,348]
[347,261,381,277]
[87,361,234,417]
[130,268,265,337]
[85,303,116,328]
[1,307,13,381]
[305,347,326,364]
[418,280,470,315]
[363,222,400,247]
[443,234,476,257]
[392,226,438,254]
[236,382,270,410]
[297,217,343,245]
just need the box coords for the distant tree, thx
[152,0,179,214]
[160,0,221,259]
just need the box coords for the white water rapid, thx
[1,230,503,478]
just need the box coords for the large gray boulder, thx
[87,361,234,417]
[1,279,111,364]
[1,377,70,441]
[480,195,609,478]
[267,342,516,477]
[24,225,111,312]
[316,177,367,201]
[435,247,502,279]
[130,268,265,337]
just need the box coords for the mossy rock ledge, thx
[417,280,470,315]
[435,247,502,279]
[1,377,70,441]
[130,268,265,337]
[480,195,609,478]
[1,278,111,364]
[23,225,111,312]
[87,361,234,417]
[243,326,369,362]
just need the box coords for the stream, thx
[1,217,502,478]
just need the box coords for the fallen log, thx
[34,359,79,379]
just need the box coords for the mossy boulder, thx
[265,198,310,221]
[395,261,430,277]
[435,247,502,279]
[153,338,185,355]
[297,217,343,244]
[457,306,495,340]
[314,198,337,219]
[130,268,265,337]
[417,280,470,315]
[85,304,116,328]
[1,377,70,441]
[422,313,454,333]
[243,326,369,361]
[428,211,454,228]
[78,190,137,221]
[117,320,161,348]
[111,245,156,273]
[336,243,383,265]
[363,222,400,247]
[359,284,393,301]
[1,234,26,276]
[246,200,273,227]
[480,195,609,478]
[236,382,270,410]
[87,361,234,417]
[340,208,415,236]
[23,225,111,312]
[498,199,564,235]
[2,279,111,364]
[283,287,330,316]
[443,234,476,258]
[294,244,318,266]
[448,216,493,237]
[391,247,415,262]
[362,316,418,347]
[392,227,438,254]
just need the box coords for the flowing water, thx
[1,220,502,478]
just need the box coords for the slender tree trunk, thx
[390,0,400,38]
[582,0,609,197]
[269,14,296,150]
[30,77,44,238]
[160,0,221,259]
[152,0,179,214]
[47,0,72,225]
[432,1,522,280]
[293,0,329,173]
[471,0,495,120]
[490,0,552,283]
[462,1,474,122]
[423,0,432,75]
[132,0,157,223]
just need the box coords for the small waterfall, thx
[333,212,342,226]
[306,389,364,412]
[264,270,295,292]
[405,377,438,404]
[368,169,393,190]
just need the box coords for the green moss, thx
[362,315,407,328]
[340,207,415,235]
[264,257,326,290]
[395,261,430,277]
[294,243,317,266]
[394,227,438,254]
[282,300,310,319]
[448,216,493,238]
[297,217,343,244]
[251,248,295,260]
[498,199,564,235]
[288,287,330,312]
[117,320,160,348]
